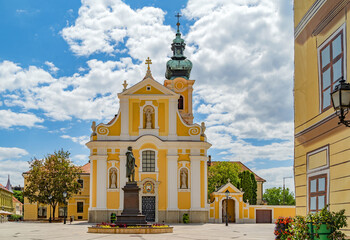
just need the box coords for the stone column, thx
[191,156,201,210]
[120,98,129,140]
[168,98,177,140]
[96,155,107,209]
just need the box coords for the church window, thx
[146,86,151,91]
[77,202,84,213]
[178,95,184,110]
[318,25,345,111]
[142,150,155,172]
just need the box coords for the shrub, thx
[274,216,293,240]
[182,213,189,223]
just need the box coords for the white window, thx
[142,150,155,172]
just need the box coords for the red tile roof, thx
[80,162,90,173]
[208,161,266,182]
[12,196,23,205]
[0,183,12,193]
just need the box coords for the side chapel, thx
[86,20,211,223]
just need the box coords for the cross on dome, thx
[145,57,152,70]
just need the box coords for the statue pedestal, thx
[116,182,147,225]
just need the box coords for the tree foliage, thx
[263,187,295,205]
[238,171,257,204]
[13,190,24,204]
[23,150,82,220]
[208,161,241,196]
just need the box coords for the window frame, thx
[77,201,84,213]
[308,174,327,212]
[141,150,157,173]
[318,24,346,112]
[178,95,184,110]
[77,179,84,189]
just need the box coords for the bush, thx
[9,214,22,221]
[274,216,293,240]
[182,213,189,223]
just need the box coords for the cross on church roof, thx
[145,57,152,70]
[175,12,182,31]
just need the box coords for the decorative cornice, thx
[312,0,349,36]
[295,112,337,138]
[294,0,327,39]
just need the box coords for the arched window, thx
[178,95,184,110]
[142,150,155,172]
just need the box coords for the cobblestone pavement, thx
[0,222,275,239]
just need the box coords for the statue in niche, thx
[110,169,117,189]
[144,106,154,129]
[180,168,188,189]
[126,146,137,182]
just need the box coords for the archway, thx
[222,199,235,223]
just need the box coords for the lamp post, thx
[63,191,67,224]
[225,190,230,226]
[331,77,350,127]
[48,195,52,223]
[283,177,293,205]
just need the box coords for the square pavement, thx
[0,222,275,239]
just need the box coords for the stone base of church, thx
[158,210,208,223]
[88,209,122,223]
[89,209,209,223]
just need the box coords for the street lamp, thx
[63,191,67,224]
[331,77,350,127]
[283,177,293,205]
[225,190,230,226]
[48,195,52,223]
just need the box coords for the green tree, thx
[13,190,24,204]
[208,162,241,197]
[238,171,257,204]
[263,187,295,205]
[23,150,82,220]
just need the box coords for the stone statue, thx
[110,169,117,188]
[91,121,97,136]
[180,168,188,189]
[145,108,152,129]
[200,122,206,137]
[126,146,137,182]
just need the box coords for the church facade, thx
[86,24,211,223]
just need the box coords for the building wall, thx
[294,0,350,235]
[0,188,13,213]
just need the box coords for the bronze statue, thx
[126,146,137,182]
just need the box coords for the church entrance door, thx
[142,196,155,222]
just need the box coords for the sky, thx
[0,0,295,193]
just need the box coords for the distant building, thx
[294,0,350,235]
[0,182,14,222]
[23,163,90,221]
[12,196,23,216]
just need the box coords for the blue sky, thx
[0,0,295,192]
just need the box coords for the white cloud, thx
[61,135,90,146]
[0,160,29,187]
[71,154,89,166]
[0,60,54,92]
[254,166,295,193]
[45,61,59,73]
[0,110,44,129]
[0,147,28,161]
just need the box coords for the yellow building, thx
[86,22,211,223]
[294,0,350,235]
[208,182,295,223]
[0,183,13,214]
[23,163,90,221]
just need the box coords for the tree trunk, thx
[52,204,56,221]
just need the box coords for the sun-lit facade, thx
[294,0,350,235]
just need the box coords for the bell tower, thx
[164,13,194,124]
